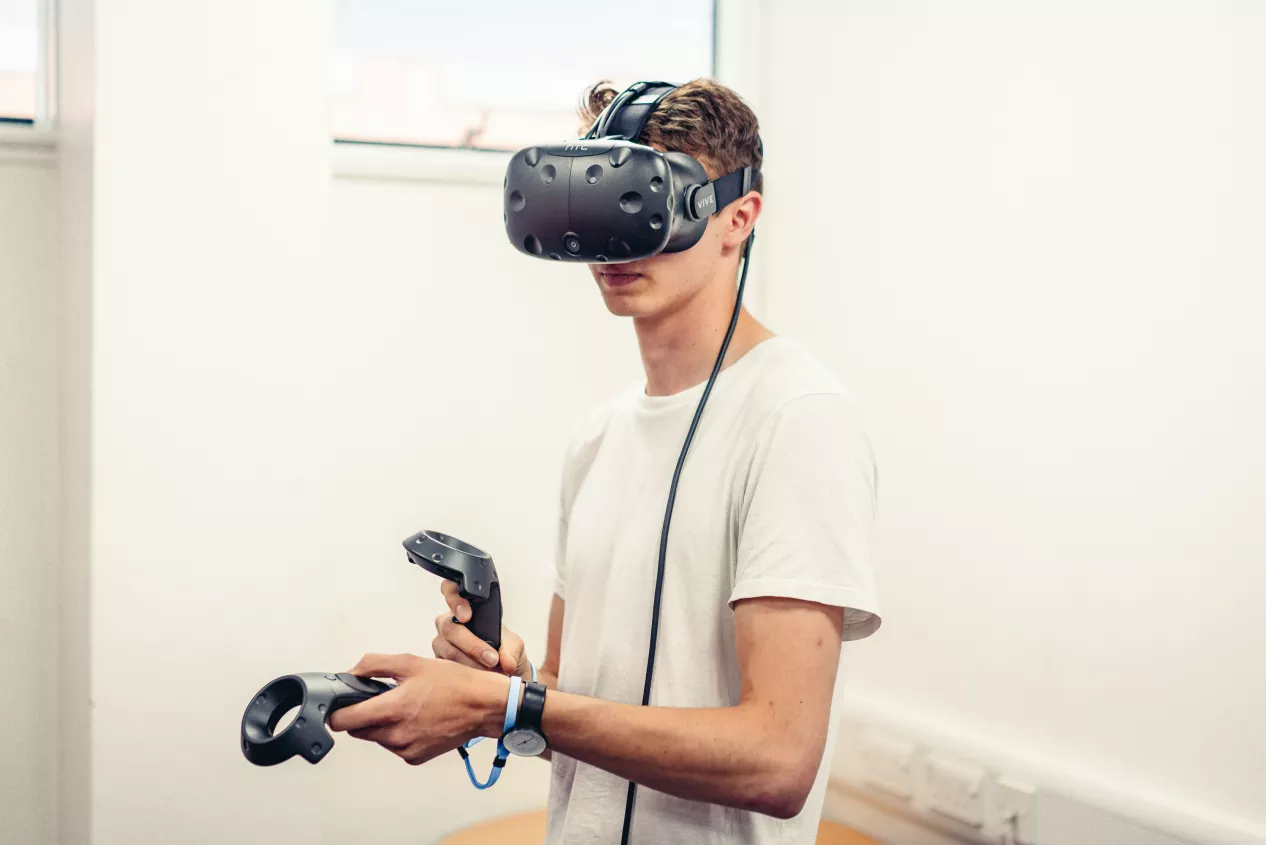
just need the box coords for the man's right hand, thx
[433,580,531,680]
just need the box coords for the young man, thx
[329,79,881,844]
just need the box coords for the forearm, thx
[482,690,817,819]
[462,598,838,818]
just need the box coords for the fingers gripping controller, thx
[404,530,502,651]
[240,672,395,766]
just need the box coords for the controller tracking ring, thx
[404,530,503,650]
[404,530,496,600]
[240,672,394,766]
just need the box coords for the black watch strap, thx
[518,681,547,739]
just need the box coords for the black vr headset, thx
[503,81,761,263]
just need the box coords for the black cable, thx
[618,230,756,845]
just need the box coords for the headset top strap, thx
[590,81,677,142]
[592,80,764,213]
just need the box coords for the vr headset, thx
[503,81,761,263]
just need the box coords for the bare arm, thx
[338,597,841,820]
[432,589,843,817]
[514,597,842,819]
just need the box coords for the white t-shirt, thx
[546,336,882,845]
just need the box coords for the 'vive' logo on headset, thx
[502,81,760,264]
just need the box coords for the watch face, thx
[504,728,547,757]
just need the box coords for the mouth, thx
[598,269,643,288]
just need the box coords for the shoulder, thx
[740,337,865,428]
[734,338,876,495]
[563,397,618,464]
[557,388,632,508]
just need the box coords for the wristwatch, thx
[502,680,548,757]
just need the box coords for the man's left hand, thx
[327,652,506,766]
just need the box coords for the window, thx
[0,0,41,123]
[331,0,716,151]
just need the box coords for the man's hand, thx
[327,652,508,766]
[433,580,531,680]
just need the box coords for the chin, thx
[592,271,648,316]
[599,289,652,318]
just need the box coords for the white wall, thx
[0,152,59,845]
[83,1,336,839]
[311,170,642,843]
[89,163,637,845]
[55,2,642,843]
[758,0,1266,839]
[79,166,637,841]
[19,1,1265,842]
[58,0,97,840]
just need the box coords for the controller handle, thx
[404,530,502,651]
[465,581,503,649]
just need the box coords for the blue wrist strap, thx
[460,658,534,755]
[506,675,522,732]
[458,675,520,790]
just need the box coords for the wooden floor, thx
[437,811,881,845]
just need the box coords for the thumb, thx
[499,631,523,676]
[346,652,418,680]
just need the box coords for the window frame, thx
[332,0,766,186]
[0,0,57,161]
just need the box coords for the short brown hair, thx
[578,79,763,194]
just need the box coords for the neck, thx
[635,270,774,397]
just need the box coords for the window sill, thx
[0,124,58,166]
[332,140,510,187]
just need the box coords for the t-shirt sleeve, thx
[553,493,568,601]
[730,392,882,641]
[552,400,617,602]
[553,440,574,601]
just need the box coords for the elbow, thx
[765,774,814,821]
[749,752,819,820]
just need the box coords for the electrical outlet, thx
[858,730,916,799]
[990,777,1037,844]
[923,752,987,827]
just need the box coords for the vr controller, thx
[240,672,396,766]
[402,529,502,651]
[240,530,501,766]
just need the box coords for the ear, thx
[721,191,762,255]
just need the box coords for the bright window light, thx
[0,0,38,121]
[331,0,716,150]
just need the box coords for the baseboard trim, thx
[824,779,984,845]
